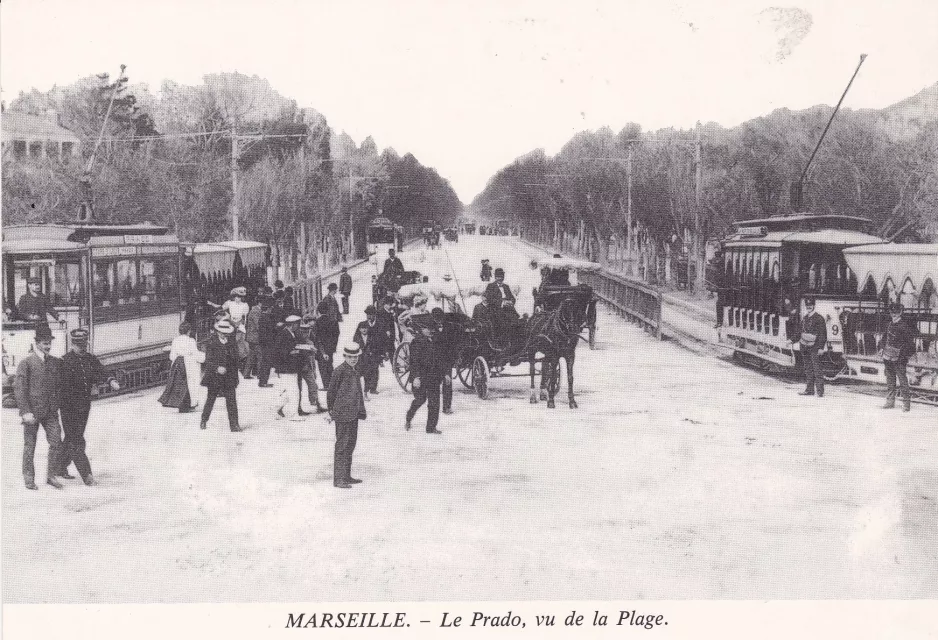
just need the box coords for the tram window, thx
[771,261,779,282]
[139,259,158,300]
[807,264,818,291]
[115,259,138,302]
[92,261,114,306]
[52,261,82,306]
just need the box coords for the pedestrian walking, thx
[881,302,915,411]
[353,310,382,394]
[200,319,242,432]
[327,343,367,489]
[298,314,325,413]
[797,296,827,397]
[340,266,353,315]
[242,296,264,379]
[274,315,314,419]
[430,308,456,415]
[405,326,444,434]
[14,323,65,490]
[316,282,342,364]
[59,328,120,486]
[160,322,204,412]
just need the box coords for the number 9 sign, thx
[831,324,840,336]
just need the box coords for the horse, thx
[524,287,595,409]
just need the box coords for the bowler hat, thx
[553,253,562,258]
[35,323,54,341]
[494,267,505,277]
[327,283,338,291]
[803,296,816,306]
[343,343,362,357]
[364,305,377,315]
[26,276,42,285]
[70,328,90,343]
[889,301,904,314]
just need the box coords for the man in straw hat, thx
[200,319,243,432]
[14,323,64,489]
[881,301,915,411]
[275,314,321,419]
[327,343,367,488]
[59,328,119,486]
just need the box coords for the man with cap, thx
[881,302,915,411]
[17,276,59,322]
[327,343,367,488]
[339,266,353,315]
[200,319,242,432]
[405,325,444,434]
[297,314,325,414]
[378,296,399,360]
[14,323,65,489]
[383,248,404,278]
[796,296,827,397]
[316,283,342,366]
[59,328,120,485]
[353,307,383,394]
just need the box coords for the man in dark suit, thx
[257,297,278,387]
[353,309,383,394]
[14,323,65,489]
[796,296,828,398]
[382,248,404,278]
[405,326,444,434]
[297,315,325,414]
[316,283,342,363]
[339,267,353,315]
[275,315,319,417]
[881,302,916,411]
[200,320,242,432]
[485,267,519,322]
[17,276,60,322]
[430,307,456,415]
[327,343,367,488]
[59,328,120,486]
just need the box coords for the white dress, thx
[169,335,206,406]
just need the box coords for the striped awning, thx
[843,244,938,292]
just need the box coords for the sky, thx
[2,0,937,202]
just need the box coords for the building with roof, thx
[1,109,82,162]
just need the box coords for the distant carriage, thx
[367,216,404,265]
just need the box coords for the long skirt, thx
[235,331,250,361]
[159,357,193,409]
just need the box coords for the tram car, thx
[2,222,270,406]
[366,216,403,266]
[2,222,185,403]
[443,227,459,242]
[838,243,938,403]
[713,214,884,377]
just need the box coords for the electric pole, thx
[694,121,704,296]
[231,116,240,240]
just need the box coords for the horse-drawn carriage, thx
[391,280,597,408]
[443,228,459,242]
[372,269,424,303]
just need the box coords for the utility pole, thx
[231,116,240,240]
[693,121,704,296]
[348,166,354,258]
[626,142,633,255]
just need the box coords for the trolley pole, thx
[694,121,704,296]
[231,118,240,241]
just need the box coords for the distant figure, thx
[881,302,915,412]
[339,267,353,315]
[327,343,367,489]
[480,259,492,282]
[200,320,242,432]
[59,328,120,486]
[14,323,64,490]
[257,297,278,388]
[383,248,404,277]
[160,322,204,412]
[17,276,59,322]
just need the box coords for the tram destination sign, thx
[92,244,178,258]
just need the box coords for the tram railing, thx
[519,238,663,340]
[579,269,662,340]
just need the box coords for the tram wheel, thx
[393,342,412,392]
[472,356,489,399]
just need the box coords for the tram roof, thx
[724,229,884,248]
[843,243,938,292]
[3,222,176,253]
[731,214,871,230]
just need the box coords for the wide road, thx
[3,235,936,602]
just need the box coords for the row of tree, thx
[3,71,463,277]
[472,97,938,290]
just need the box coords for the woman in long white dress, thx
[159,322,206,412]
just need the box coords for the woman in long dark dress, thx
[159,322,204,412]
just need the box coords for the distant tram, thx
[713,214,884,376]
[2,222,269,405]
[366,216,403,265]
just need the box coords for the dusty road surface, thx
[4,235,936,603]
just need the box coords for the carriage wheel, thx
[472,356,489,399]
[393,342,412,392]
[456,360,474,389]
[588,323,597,350]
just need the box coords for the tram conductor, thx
[17,276,59,322]
[796,296,827,397]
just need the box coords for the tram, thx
[713,214,884,376]
[366,216,403,265]
[838,243,938,403]
[2,223,270,405]
[2,222,185,401]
